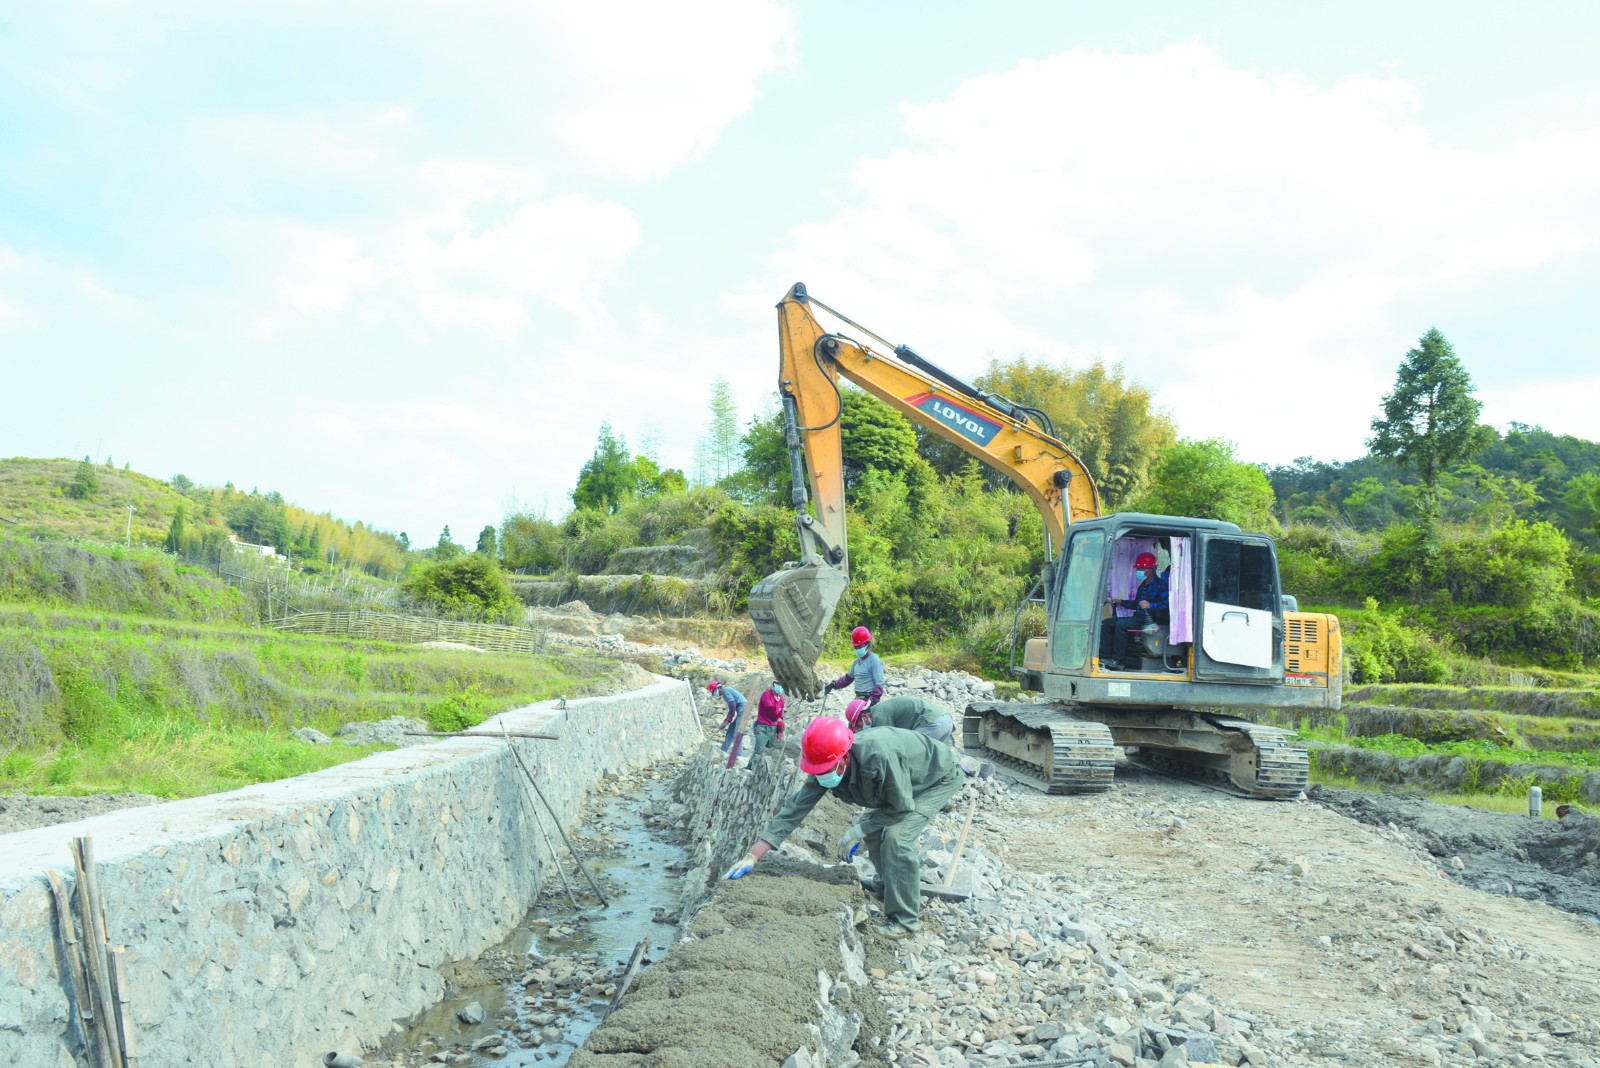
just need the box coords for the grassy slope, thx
[0,457,191,545]
[0,494,621,798]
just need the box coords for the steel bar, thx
[500,724,608,907]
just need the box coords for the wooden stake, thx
[603,938,650,1021]
[45,869,108,1068]
[72,837,124,1068]
[109,947,138,1068]
[944,797,978,887]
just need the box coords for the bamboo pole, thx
[71,838,124,1068]
[45,869,108,1068]
[944,797,978,888]
[500,723,581,910]
[405,731,561,740]
[109,947,138,1068]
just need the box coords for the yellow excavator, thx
[749,283,1342,798]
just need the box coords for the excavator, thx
[748,283,1342,798]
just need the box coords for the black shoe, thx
[860,877,883,898]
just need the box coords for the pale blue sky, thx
[3,2,1597,543]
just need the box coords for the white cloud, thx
[772,43,1600,463]
[283,232,376,313]
[544,0,797,180]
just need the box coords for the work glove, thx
[724,851,758,880]
[837,821,866,863]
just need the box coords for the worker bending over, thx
[846,695,955,748]
[725,716,963,940]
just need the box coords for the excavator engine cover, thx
[749,563,848,701]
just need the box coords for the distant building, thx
[227,533,278,559]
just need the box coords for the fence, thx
[268,610,545,654]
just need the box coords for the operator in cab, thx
[723,716,963,940]
[827,625,885,706]
[1098,551,1169,671]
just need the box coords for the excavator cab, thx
[1024,513,1291,699]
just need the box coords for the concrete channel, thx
[0,677,702,1068]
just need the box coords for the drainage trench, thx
[381,767,690,1066]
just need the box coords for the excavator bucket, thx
[748,563,848,701]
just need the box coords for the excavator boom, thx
[749,283,1100,698]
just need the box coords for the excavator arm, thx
[751,283,1101,698]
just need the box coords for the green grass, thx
[1294,725,1600,769]
[0,603,625,799]
[1309,769,1570,818]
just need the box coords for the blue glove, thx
[837,822,865,863]
[725,852,757,880]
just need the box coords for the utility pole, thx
[125,504,134,549]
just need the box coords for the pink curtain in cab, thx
[1169,537,1193,644]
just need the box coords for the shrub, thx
[401,555,521,623]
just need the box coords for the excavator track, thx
[1122,715,1308,799]
[963,703,1308,799]
[962,702,1116,794]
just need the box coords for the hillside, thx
[0,457,190,545]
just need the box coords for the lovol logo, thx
[905,392,1002,447]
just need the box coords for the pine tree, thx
[572,421,638,512]
[164,503,187,553]
[68,456,99,500]
[1367,328,1490,513]
[476,524,498,558]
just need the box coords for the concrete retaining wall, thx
[0,677,701,1068]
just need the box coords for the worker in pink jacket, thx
[750,683,786,755]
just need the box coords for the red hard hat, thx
[845,699,870,730]
[1134,552,1158,570]
[800,716,854,775]
[850,626,873,648]
[707,680,722,693]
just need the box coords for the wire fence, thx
[268,610,546,655]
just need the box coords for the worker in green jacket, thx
[723,716,963,940]
[847,695,955,747]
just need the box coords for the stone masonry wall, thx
[0,677,701,1068]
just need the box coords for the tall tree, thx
[1132,438,1278,531]
[164,503,187,553]
[476,524,498,558]
[694,376,743,484]
[434,525,463,559]
[921,357,1176,509]
[68,456,99,500]
[1367,328,1489,513]
[572,421,638,513]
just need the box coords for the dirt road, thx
[920,764,1600,1065]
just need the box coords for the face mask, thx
[1137,570,1151,581]
[854,645,869,659]
[772,684,783,696]
[817,768,844,788]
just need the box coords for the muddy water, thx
[390,789,686,1066]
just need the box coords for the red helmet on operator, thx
[845,699,871,730]
[800,717,854,774]
[707,680,722,694]
[1134,552,1158,570]
[850,626,873,648]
